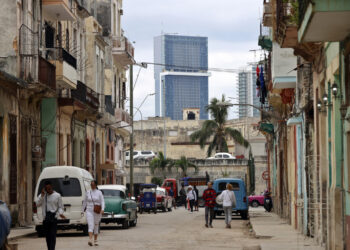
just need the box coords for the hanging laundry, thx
[259,66,267,104]
[256,65,260,77]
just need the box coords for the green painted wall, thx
[41,98,57,168]
[333,76,342,187]
[314,0,350,12]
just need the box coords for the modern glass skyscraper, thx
[238,65,260,118]
[154,34,209,120]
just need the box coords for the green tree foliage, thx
[190,95,249,157]
[149,152,174,176]
[174,156,198,177]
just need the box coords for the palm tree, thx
[190,95,249,157]
[174,156,198,177]
[149,152,174,176]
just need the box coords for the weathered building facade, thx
[0,0,133,226]
[259,0,350,249]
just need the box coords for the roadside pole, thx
[129,64,134,196]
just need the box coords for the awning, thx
[259,123,274,135]
[287,116,303,126]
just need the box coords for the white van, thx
[33,166,93,236]
[125,150,156,161]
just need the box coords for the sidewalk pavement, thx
[8,226,36,241]
[249,207,325,250]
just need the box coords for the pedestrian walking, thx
[186,186,197,212]
[82,180,105,246]
[179,184,187,209]
[193,185,199,211]
[220,183,236,228]
[168,187,176,209]
[36,180,66,250]
[202,182,216,228]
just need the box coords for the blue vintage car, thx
[0,201,11,248]
[212,178,249,220]
[139,184,157,214]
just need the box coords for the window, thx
[218,182,240,191]
[66,28,69,51]
[9,114,17,204]
[37,178,82,197]
[101,189,125,198]
[106,145,109,159]
[141,151,152,155]
[223,154,230,158]
[187,112,195,120]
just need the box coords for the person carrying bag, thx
[220,183,236,228]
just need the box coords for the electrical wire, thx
[139,62,254,73]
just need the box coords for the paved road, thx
[14,207,262,250]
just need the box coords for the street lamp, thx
[136,92,155,112]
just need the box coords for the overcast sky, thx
[122,0,263,120]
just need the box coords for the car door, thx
[229,181,242,209]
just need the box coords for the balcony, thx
[115,108,131,135]
[112,36,135,66]
[38,56,56,90]
[42,0,75,21]
[71,81,99,110]
[76,0,91,18]
[49,47,77,89]
[298,0,350,42]
[276,0,298,48]
[271,42,297,89]
[263,1,273,27]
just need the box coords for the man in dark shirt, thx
[193,185,199,211]
[202,182,216,228]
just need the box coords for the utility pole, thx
[162,79,166,158]
[129,64,134,197]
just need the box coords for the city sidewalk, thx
[8,226,36,241]
[249,208,325,250]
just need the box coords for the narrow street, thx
[14,208,261,250]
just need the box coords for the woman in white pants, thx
[82,180,105,246]
[221,183,236,228]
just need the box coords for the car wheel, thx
[240,210,248,220]
[251,200,259,208]
[122,219,129,229]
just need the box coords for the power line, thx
[140,62,255,73]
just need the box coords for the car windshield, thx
[141,151,152,154]
[37,178,82,197]
[100,189,125,198]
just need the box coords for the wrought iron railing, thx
[71,81,99,109]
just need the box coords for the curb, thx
[8,231,37,241]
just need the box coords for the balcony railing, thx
[112,36,135,65]
[263,0,273,27]
[71,81,99,109]
[105,95,115,115]
[39,56,56,89]
[115,108,131,124]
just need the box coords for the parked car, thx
[156,187,173,212]
[139,184,157,214]
[248,193,265,207]
[33,166,93,236]
[207,152,236,159]
[125,150,156,161]
[212,178,249,220]
[98,185,137,229]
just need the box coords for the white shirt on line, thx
[36,191,64,218]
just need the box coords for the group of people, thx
[36,180,104,250]
[37,180,237,250]
[179,181,236,229]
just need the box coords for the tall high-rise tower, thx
[238,65,260,118]
[154,34,209,120]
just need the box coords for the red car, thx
[248,194,265,207]
[156,187,173,212]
